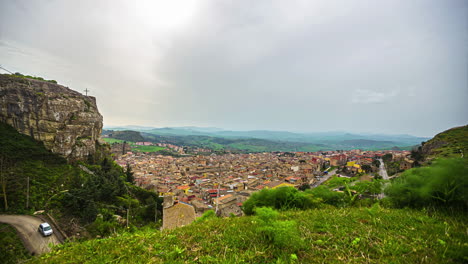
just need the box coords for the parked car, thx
[38,222,53,237]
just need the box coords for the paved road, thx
[311,169,337,188]
[378,159,389,180]
[377,159,390,199]
[0,215,61,255]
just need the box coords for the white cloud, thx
[351,89,398,104]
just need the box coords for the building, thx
[162,201,196,230]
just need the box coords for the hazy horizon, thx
[1,0,467,138]
[103,124,439,138]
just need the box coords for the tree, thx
[361,164,372,173]
[125,163,135,184]
[374,173,383,180]
[0,156,9,210]
[372,159,381,168]
[382,153,393,163]
[298,183,311,191]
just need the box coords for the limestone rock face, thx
[0,74,103,161]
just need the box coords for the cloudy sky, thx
[1,0,467,137]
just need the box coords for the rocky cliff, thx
[0,74,103,161]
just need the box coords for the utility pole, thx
[26,176,29,209]
[126,208,129,228]
[215,172,220,214]
[154,199,158,223]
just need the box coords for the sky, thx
[0,0,467,137]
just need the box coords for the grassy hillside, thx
[101,138,166,153]
[420,125,468,160]
[0,121,79,212]
[36,207,466,263]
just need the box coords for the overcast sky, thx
[1,0,467,137]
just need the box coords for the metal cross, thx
[84,88,89,96]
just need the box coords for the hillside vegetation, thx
[0,122,162,236]
[36,206,467,263]
[0,223,30,264]
[35,125,468,263]
[103,129,417,153]
[420,125,468,160]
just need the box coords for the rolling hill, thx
[103,126,428,152]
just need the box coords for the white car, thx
[38,222,53,237]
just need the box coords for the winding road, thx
[377,159,390,199]
[0,215,61,255]
[311,169,337,188]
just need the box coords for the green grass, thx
[102,138,165,153]
[425,125,468,159]
[131,145,165,152]
[102,138,125,144]
[0,224,31,263]
[35,207,467,263]
[322,176,358,188]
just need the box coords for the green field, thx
[36,207,467,263]
[101,138,125,144]
[102,138,165,153]
[131,145,165,152]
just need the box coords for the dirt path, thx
[0,214,61,255]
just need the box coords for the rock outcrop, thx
[0,74,103,161]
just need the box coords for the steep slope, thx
[0,74,103,161]
[420,125,468,160]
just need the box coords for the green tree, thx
[382,153,393,163]
[298,183,311,191]
[125,163,135,184]
[361,164,372,173]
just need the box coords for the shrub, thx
[305,186,346,207]
[195,210,216,223]
[254,207,303,250]
[242,187,319,215]
[385,158,468,210]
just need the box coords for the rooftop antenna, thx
[84,88,90,96]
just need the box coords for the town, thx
[111,143,415,229]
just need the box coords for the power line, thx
[0,65,14,74]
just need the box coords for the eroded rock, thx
[0,74,103,161]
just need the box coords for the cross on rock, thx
[84,88,89,96]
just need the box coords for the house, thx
[285,176,299,183]
[176,185,191,194]
[213,194,243,217]
[213,194,237,208]
[157,187,173,197]
[399,159,414,170]
[301,165,313,174]
[190,200,210,214]
[162,201,196,230]
[346,161,363,174]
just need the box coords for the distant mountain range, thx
[103,126,429,152]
